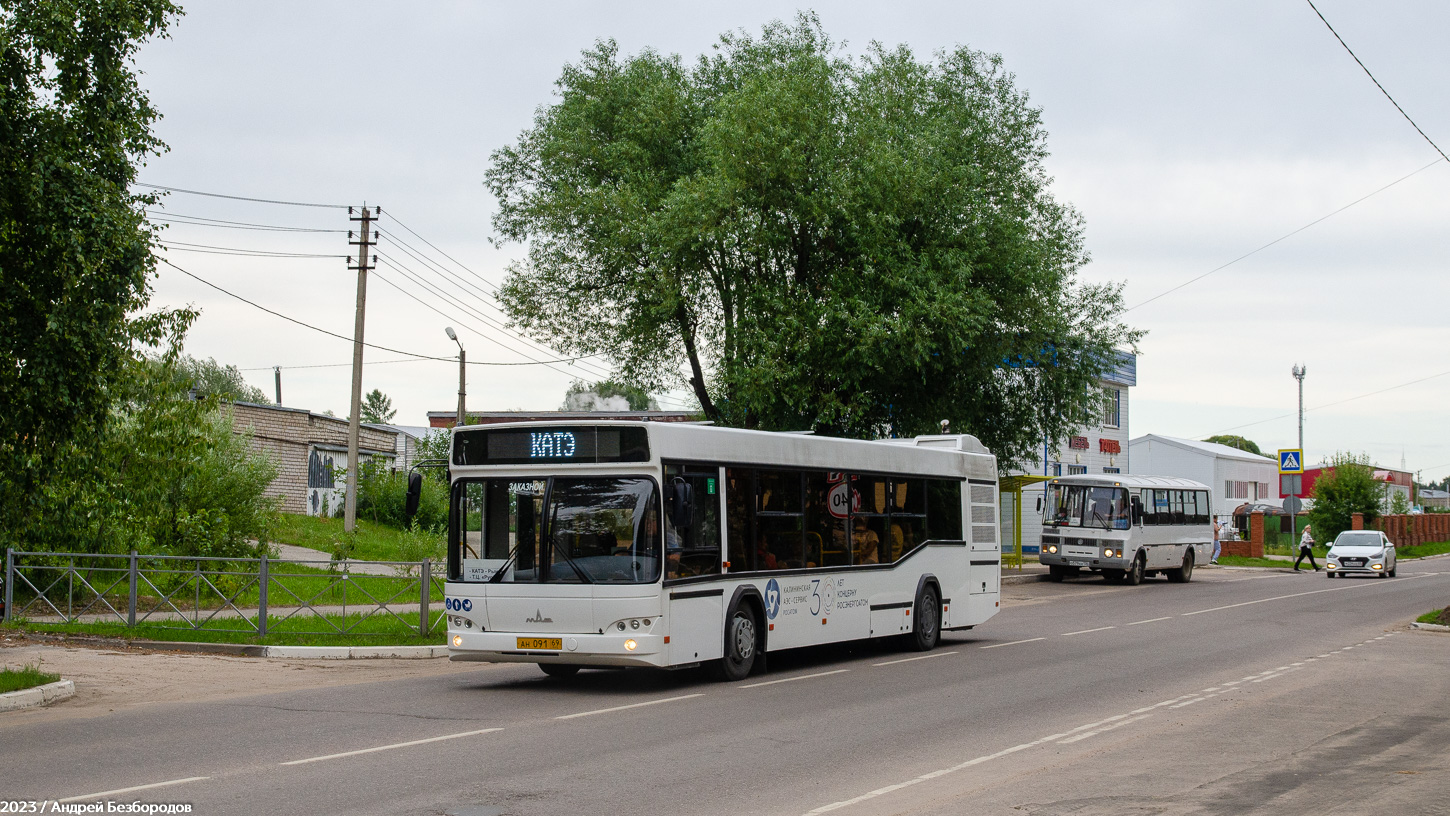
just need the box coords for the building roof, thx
[382,424,433,440]
[1129,434,1276,464]
[230,400,398,434]
[1419,489,1448,499]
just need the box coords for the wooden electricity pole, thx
[344,205,377,533]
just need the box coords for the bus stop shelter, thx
[999,474,1053,570]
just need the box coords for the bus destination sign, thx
[453,426,650,466]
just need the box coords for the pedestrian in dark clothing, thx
[1294,524,1320,571]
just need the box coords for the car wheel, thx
[713,606,758,681]
[1122,554,1146,587]
[1389,566,1397,577]
[909,584,941,652]
[538,663,581,678]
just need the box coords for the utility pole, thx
[344,205,378,533]
[1291,364,1307,454]
[274,366,282,406]
[446,327,466,427]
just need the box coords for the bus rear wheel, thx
[538,663,581,678]
[908,584,941,652]
[1167,551,1194,583]
[713,607,758,681]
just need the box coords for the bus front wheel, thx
[539,663,581,678]
[714,607,758,681]
[908,584,941,652]
[1122,554,1147,587]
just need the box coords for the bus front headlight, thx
[1103,549,1116,559]
[624,639,638,651]
[1046,545,1058,554]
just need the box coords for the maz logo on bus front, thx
[530,431,577,459]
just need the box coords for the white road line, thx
[280,728,503,765]
[873,651,958,667]
[736,669,846,689]
[58,777,210,803]
[1126,616,1173,626]
[980,637,1045,649]
[1062,626,1116,636]
[1169,697,1204,709]
[555,693,704,718]
[1181,583,1366,616]
[1058,713,1152,744]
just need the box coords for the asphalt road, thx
[5,562,1448,816]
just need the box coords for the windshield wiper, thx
[1091,510,1112,531]
[548,534,593,584]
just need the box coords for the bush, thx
[353,459,448,532]
[1307,452,1384,544]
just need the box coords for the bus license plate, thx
[1067,560,1090,567]
[517,637,562,651]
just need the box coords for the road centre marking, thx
[58,777,210,803]
[555,693,704,719]
[1059,713,1152,744]
[280,728,504,765]
[1062,626,1116,636]
[1181,583,1363,616]
[874,651,958,667]
[740,669,850,688]
[1126,616,1173,626]
[980,637,1045,649]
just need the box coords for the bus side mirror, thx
[1131,497,1143,526]
[668,478,694,530]
[404,472,423,527]
[1035,497,1043,512]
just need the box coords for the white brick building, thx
[230,402,398,516]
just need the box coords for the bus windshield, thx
[453,476,661,584]
[1045,484,1130,530]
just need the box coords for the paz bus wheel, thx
[1167,551,1194,583]
[714,607,758,681]
[1123,554,1146,587]
[910,584,941,652]
[539,663,581,678]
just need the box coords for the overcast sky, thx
[133,1,1449,479]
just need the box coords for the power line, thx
[147,211,346,233]
[136,182,349,209]
[381,211,503,295]
[1305,0,1449,164]
[238,359,423,372]
[158,239,347,259]
[160,258,599,367]
[1127,157,1444,311]
[1199,365,1450,437]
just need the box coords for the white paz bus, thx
[441,422,1003,680]
[1038,474,1213,585]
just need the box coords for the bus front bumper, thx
[448,630,668,668]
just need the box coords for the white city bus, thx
[1038,475,1213,585]
[441,422,1002,680]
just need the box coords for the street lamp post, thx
[446,327,466,428]
[1291,364,1306,454]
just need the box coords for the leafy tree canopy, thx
[167,354,269,404]
[562,379,658,411]
[1,0,184,523]
[487,13,1139,468]
[361,388,396,424]
[1307,452,1385,544]
[1203,435,1263,456]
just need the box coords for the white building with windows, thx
[1127,434,1278,519]
[1003,351,1136,554]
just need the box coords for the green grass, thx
[0,662,61,694]
[1417,609,1446,625]
[267,513,443,562]
[4,610,446,647]
[1216,556,1307,569]
[1398,541,1450,559]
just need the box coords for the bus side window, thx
[726,468,753,572]
[665,464,723,580]
[926,479,964,541]
[1171,490,1187,525]
[757,470,805,568]
[1193,490,1210,525]
[806,472,845,568]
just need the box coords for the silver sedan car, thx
[1325,530,1397,578]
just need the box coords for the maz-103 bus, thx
[1038,475,1213,585]
[441,422,1003,681]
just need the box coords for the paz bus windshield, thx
[1045,484,1130,530]
[450,476,661,583]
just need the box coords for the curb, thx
[0,679,75,713]
[1001,573,1048,585]
[133,641,448,659]
[1411,622,1450,633]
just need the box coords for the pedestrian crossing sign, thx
[1279,449,1303,474]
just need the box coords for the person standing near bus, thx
[1211,519,1222,565]
[1294,523,1320,571]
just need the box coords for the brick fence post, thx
[1249,512,1265,558]
[1351,512,1364,531]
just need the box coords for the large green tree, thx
[172,354,269,403]
[1307,452,1385,544]
[1,0,183,533]
[487,14,1138,467]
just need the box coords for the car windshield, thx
[1332,532,1383,548]
[453,476,661,583]
[1044,484,1130,530]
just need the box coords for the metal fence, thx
[2,549,445,638]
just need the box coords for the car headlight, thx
[1372,564,1383,570]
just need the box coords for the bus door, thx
[665,465,725,665]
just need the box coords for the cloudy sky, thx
[133,1,1449,480]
